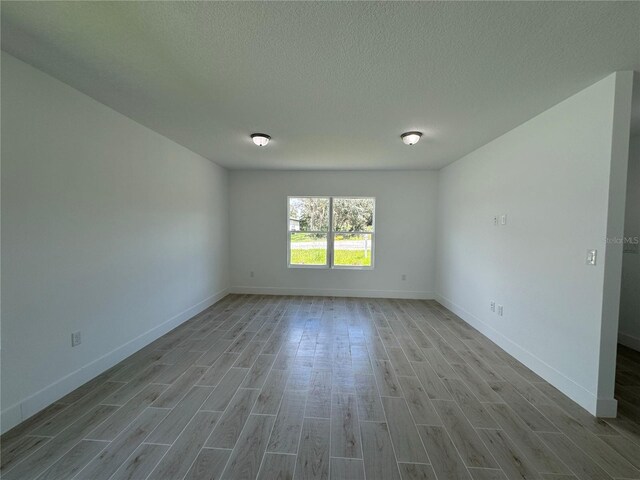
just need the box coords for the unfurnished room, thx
[1,2,640,479]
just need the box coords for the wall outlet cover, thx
[71,331,82,347]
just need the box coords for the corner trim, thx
[1,288,229,434]
[229,285,433,300]
[435,293,609,417]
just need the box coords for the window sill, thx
[287,265,374,270]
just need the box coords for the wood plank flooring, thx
[2,294,640,480]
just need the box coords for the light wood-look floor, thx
[2,295,640,480]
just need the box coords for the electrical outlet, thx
[497,305,504,316]
[250,271,254,278]
[71,331,82,347]
[586,249,597,265]
[401,274,407,281]
[490,301,495,312]
[493,216,499,226]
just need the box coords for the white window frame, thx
[287,196,375,270]
[331,196,375,270]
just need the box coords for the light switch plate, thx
[586,249,597,265]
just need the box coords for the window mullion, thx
[328,197,334,267]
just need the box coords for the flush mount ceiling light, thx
[251,133,271,147]
[401,131,422,146]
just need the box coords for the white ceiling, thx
[2,2,639,170]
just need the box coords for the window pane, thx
[333,233,373,267]
[289,197,329,232]
[332,198,375,232]
[290,233,327,265]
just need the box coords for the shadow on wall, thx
[617,72,640,351]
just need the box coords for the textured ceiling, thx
[2,2,639,170]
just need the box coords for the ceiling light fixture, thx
[251,133,271,147]
[401,131,422,146]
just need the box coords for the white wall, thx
[229,170,437,299]
[619,134,640,350]
[1,53,229,432]
[436,72,633,416]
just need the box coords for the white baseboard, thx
[1,288,229,434]
[595,397,618,418]
[618,331,640,352]
[230,285,433,300]
[435,293,610,417]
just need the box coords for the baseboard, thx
[1,288,229,434]
[435,293,609,417]
[618,331,640,352]
[230,285,433,300]
[595,397,618,418]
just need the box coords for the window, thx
[288,196,375,268]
